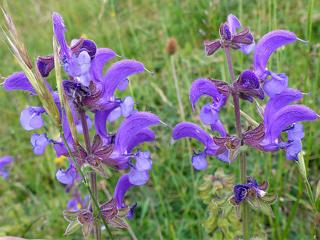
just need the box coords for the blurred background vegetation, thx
[0,0,319,239]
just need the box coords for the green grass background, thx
[0,0,320,239]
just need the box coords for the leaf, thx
[297,152,307,179]
[64,220,81,235]
[315,180,320,201]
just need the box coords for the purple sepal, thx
[71,39,97,58]
[20,107,45,131]
[204,40,221,56]
[30,133,50,155]
[37,55,55,77]
[227,14,255,54]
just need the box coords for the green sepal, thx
[63,210,78,222]
[247,198,274,217]
[64,220,81,236]
[261,193,277,205]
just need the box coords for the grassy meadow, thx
[0,0,320,239]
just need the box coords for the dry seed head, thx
[166,37,178,55]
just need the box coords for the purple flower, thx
[31,133,50,155]
[67,190,89,211]
[233,177,268,204]
[0,156,13,179]
[258,89,318,159]
[189,78,227,136]
[20,107,46,130]
[172,122,230,169]
[234,70,264,102]
[108,112,159,169]
[204,14,254,56]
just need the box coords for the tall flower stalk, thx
[172,14,318,239]
[224,46,249,238]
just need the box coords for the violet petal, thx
[90,48,116,82]
[266,105,318,142]
[253,30,297,77]
[3,72,36,94]
[103,60,144,99]
[264,88,302,130]
[189,78,221,110]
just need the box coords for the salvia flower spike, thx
[172,13,318,239]
[2,10,160,239]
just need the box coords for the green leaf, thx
[315,180,320,201]
[297,152,307,179]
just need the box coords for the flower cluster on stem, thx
[172,14,318,239]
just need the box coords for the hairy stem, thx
[224,46,249,240]
[60,133,113,239]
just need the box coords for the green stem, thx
[61,134,113,240]
[224,46,249,239]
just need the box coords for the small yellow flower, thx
[77,203,82,210]
[55,155,67,166]
[80,33,88,39]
